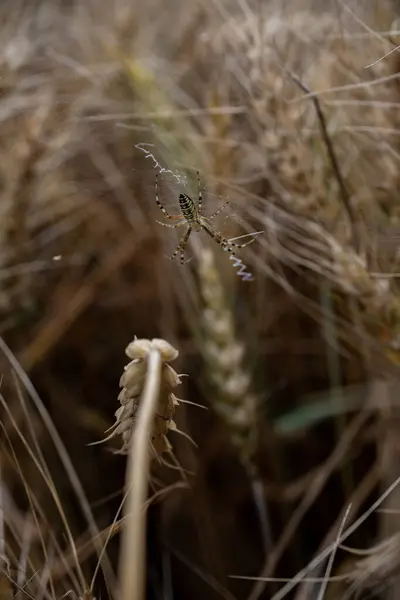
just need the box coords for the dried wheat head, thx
[95,338,183,462]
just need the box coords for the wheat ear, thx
[92,338,183,460]
[198,248,258,465]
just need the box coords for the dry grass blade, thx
[269,474,400,600]
[247,411,370,600]
[345,532,400,597]
[0,337,115,594]
[49,482,188,584]
[283,69,360,253]
[294,461,381,600]
[0,466,12,600]
[316,503,351,600]
[0,397,87,595]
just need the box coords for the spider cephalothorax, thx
[155,172,255,264]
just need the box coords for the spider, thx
[155,171,256,264]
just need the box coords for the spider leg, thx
[228,236,256,249]
[155,173,182,220]
[168,227,192,264]
[197,171,203,217]
[156,219,185,229]
[208,200,232,221]
[201,220,237,255]
[201,219,256,255]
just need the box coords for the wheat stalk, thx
[99,337,184,600]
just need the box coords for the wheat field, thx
[0,0,399,599]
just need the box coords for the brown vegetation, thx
[0,0,400,599]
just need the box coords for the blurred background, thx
[0,0,400,598]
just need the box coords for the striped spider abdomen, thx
[178,193,201,231]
